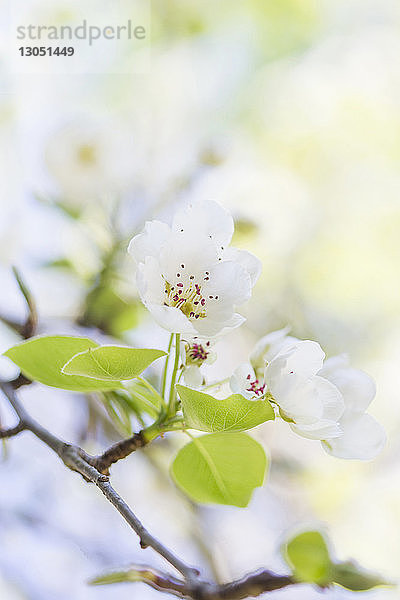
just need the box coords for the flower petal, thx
[172,200,234,247]
[183,365,204,388]
[291,419,343,440]
[136,256,165,305]
[323,413,386,460]
[204,260,252,307]
[230,362,257,400]
[273,375,324,424]
[223,247,262,286]
[128,221,171,264]
[249,326,293,370]
[146,304,197,335]
[266,340,325,389]
[158,231,219,284]
[321,364,376,415]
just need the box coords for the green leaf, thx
[62,346,166,382]
[284,531,333,586]
[177,385,274,432]
[332,561,391,591]
[89,567,161,587]
[4,336,121,392]
[171,432,267,507]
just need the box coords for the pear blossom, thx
[45,118,137,206]
[128,201,261,337]
[319,355,386,460]
[244,329,386,460]
[180,338,216,388]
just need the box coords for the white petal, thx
[274,375,343,427]
[172,200,234,247]
[265,340,325,389]
[183,365,203,388]
[136,257,165,305]
[158,231,218,284]
[223,247,262,286]
[128,220,171,264]
[322,366,376,415]
[291,420,343,440]
[146,304,196,335]
[319,354,349,375]
[190,311,240,337]
[273,375,324,425]
[203,260,252,307]
[316,376,345,422]
[193,311,246,338]
[205,350,217,365]
[323,413,386,460]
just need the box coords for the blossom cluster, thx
[129,200,386,461]
[231,328,386,459]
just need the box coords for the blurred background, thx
[1,0,400,598]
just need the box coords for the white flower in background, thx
[265,340,345,440]
[128,200,261,337]
[45,118,137,206]
[230,363,266,400]
[180,338,216,388]
[319,355,386,460]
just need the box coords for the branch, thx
[0,382,298,599]
[0,421,24,438]
[91,566,295,599]
[12,267,38,339]
[88,431,147,474]
[0,268,38,340]
[0,382,197,582]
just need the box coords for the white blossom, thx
[45,118,136,206]
[247,329,386,460]
[180,338,216,388]
[128,201,261,337]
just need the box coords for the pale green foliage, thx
[62,345,166,381]
[177,384,274,432]
[171,432,267,507]
[4,336,121,392]
[284,530,391,591]
[332,561,390,591]
[285,531,332,585]
[90,568,152,586]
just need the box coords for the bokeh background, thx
[1,0,400,598]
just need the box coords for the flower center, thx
[163,265,219,321]
[186,342,210,365]
[246,374,265,397]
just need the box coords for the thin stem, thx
[168,334,181,417]
[161,334,174,401]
